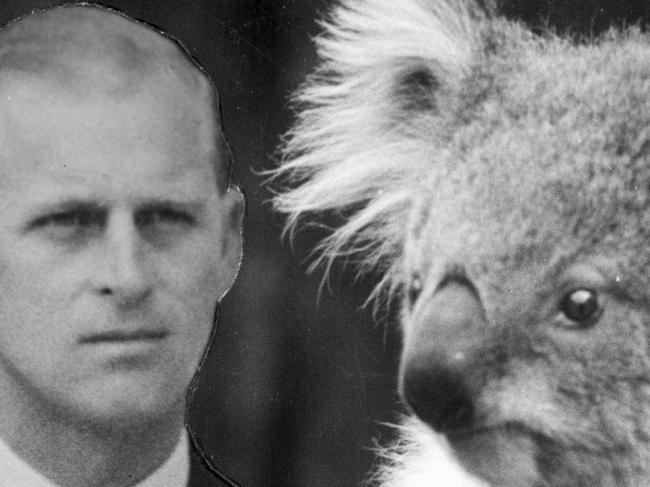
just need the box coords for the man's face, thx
[0,75,240,425]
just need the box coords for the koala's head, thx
[273,1,650,486]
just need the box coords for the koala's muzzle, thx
[401,276,489,435]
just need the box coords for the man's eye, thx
[28,208,105,242]
[135,208,196,228]
[31,209,102,230]
[42,211,90,227]
[558,288,602,328]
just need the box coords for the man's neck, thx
[0,381,184,487]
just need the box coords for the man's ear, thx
[217,185,244,300]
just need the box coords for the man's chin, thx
[84,394,185,429]
[449,425,543,487]
[54,373,188,430]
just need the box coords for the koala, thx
[272,0,650,486]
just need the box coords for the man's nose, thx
[400,276,488,434]
[97,214,152,305]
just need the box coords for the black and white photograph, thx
[0,1,648,487]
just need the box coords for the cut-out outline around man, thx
[0,3,243,486]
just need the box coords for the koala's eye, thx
[559,288,602,327]
[407,274,423,308]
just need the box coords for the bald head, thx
[0,4,230,192]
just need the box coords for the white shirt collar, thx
[0,430,190,487]
[136,432,190,487]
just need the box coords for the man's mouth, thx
[79,329,169,344]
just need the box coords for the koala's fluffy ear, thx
[273,0,482,285]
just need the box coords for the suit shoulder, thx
[188,442,241,487]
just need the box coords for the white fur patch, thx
[370,417,488,487]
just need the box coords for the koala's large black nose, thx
[400,277,487,434]
[402,354,475,432]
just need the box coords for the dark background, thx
[0,2,647,486]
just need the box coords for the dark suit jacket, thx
[188,442,240,487]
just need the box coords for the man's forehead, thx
[0,4,211,103]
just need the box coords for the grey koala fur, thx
[272,0,650,486]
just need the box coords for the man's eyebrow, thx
[26,199,106,216]
[21,197,209,225]
[27,198,105,213]
[27,197,207,212]
[22,200,106,227]
[134,199,207,211]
